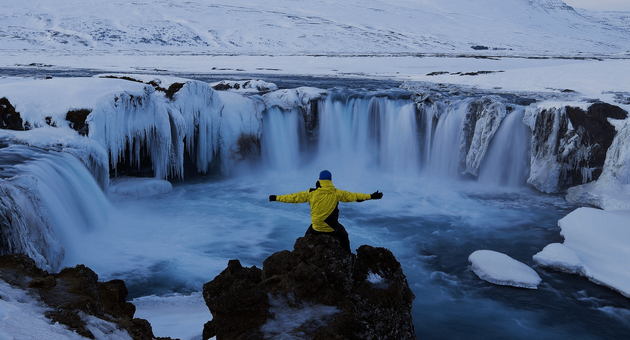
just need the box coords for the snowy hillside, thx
[1,0,629,57]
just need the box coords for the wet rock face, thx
[566,102,628,171]
[529,102,628,192]
[203,234,416,340]
[0,254,161,340]
[459,96,508,176]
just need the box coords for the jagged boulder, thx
[0,254,164,340]
[202,234,416,340]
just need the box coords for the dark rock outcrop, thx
[0,254,167,340]
[202,234,416,340]
[0,97,25,131]
[529,102,628,192]
[66,109,92,136]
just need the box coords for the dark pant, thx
[305,224,351,252]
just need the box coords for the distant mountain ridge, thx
[0,0,628,56]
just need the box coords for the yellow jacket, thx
[276,180,372,232]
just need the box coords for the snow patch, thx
[367,271,384,284]
[263,87,327,111]
[0,278,130,340]
[469,250,542,289]
[133,292,209,340]
[211,79,278,93]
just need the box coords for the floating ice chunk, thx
[532,243,584,275]
[536,207,630,298]
[469,250,542,289]
[109,177,173,197]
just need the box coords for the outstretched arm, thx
[269,190,310,203]
[337,190,382,202]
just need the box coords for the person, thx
[269,170,383,252]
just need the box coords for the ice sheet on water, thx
[534,207,630,298]
[469,250,542,289]
[532,243,584,274]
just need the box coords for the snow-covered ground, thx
[1,0,629,55]
[0,279,133,340]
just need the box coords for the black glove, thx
[370,191,383,200]
[269,195,277,202]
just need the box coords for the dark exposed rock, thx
[202,259,270,340]
[234,133,261,161]
[162,82,185,101]
[66,109,92,136]
[471,45,489,50]
[303,98,319,139]
[0,254,167,340]
[203,234,416,340]
[0,97,25,131]
[0,253,48,288]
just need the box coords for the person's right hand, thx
[269,195,277,202]
[371,191,383,199]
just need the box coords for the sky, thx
[563,0,630,11]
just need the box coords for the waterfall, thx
[421,99,472,178]
[260,93,532,188]
[313,96,420,174]
[261,106,306,171]
[478,108,532,187]
[3,145,112,267]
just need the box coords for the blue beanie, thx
[319,170,332,181]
